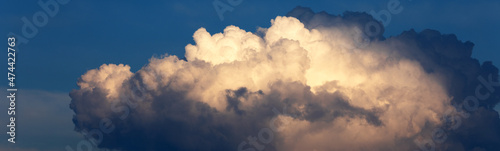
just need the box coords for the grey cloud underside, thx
[70,80,382,151]
[69,6,500,151]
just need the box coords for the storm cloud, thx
[69,7,500,151]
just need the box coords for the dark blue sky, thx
[1,0,499,150]
[1,0,499,92]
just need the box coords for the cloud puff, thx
[70,7,500,151]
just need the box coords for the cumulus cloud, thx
[69,6,500,151]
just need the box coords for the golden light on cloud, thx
[69,7,500,151]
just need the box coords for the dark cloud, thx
[70,78,383,150]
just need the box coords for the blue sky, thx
[1,0,499,92]
[1,0,499,150]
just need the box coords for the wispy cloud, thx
[0,89,81,151]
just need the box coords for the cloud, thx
[69,7,500,151]
[0,89,82,151]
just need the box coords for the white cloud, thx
[70,7,500,151]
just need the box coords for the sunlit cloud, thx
[69,7,500,151]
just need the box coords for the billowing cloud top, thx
[70,7,500,151]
